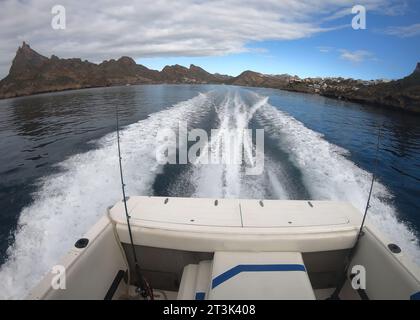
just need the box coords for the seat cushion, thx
[177,264,198,300]
[194,260,212,300]
[209,251,315,300]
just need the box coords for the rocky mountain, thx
[414,62,420,74]
[0,43,419,113]
[160,64,227,83]
[0,43,107,98]
[0,43,231,99]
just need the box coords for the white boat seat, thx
[177,261,213,300]
[177,264,198,300]
[194,260,212,300]
[208,251,315,300]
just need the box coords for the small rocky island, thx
[0,42,419,113]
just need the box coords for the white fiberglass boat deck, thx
[28,197,420,300]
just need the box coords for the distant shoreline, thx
[2,82,419,115]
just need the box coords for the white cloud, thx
[339,49,375,63]
[317,46,334,53]
[382,23,420,38]
[318,47,376,63]
[0,0,408,78]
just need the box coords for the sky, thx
[0,0,419,80]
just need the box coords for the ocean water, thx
[0,84,418,299]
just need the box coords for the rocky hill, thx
[0,43,419,113]
[230,71,297,90]
[230,67,420,113]
[0,43,230,99]
[292,65,420,113]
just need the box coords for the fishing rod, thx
[328,123,382,300]
[115,106,153,300]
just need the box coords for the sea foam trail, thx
[0,92,212,299]
[187,90,289,199]
[256,101,420,265]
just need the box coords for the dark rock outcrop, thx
[0,43,232,99]
[230,71,291,89]
[414,63,420,74]
[0,43,107,98]
[160,64,227,83]
[314,65,420,113]
[228,65,420,113]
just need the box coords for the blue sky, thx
[1,0,419,80]
[139,2,420,80]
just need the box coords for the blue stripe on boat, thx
[211,264,306,289]
[410,291,420,300]
[195,292,206,300]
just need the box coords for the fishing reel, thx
[134,277,154,300]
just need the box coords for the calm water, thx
[0,84,419,298]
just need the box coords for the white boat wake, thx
[189,90,285,198]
